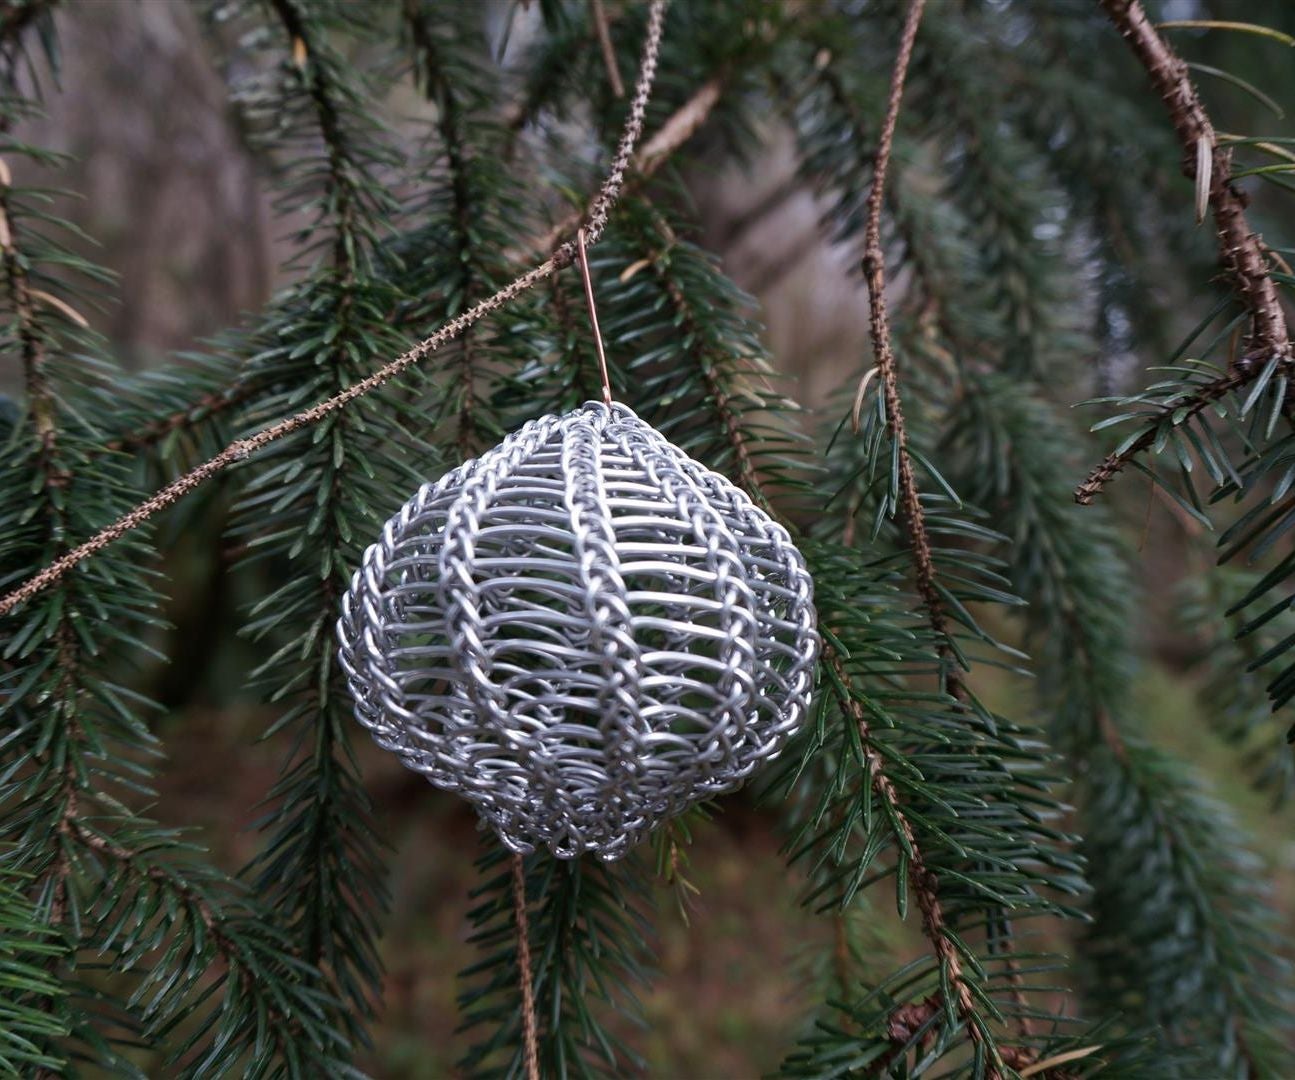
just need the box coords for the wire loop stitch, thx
[338,401,818,859]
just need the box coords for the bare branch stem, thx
[590,0,625,98]
[851,4,1008,1069]
[510,853,540,1080]
[1078,0,1292,504]
[1100,0,1288,360]
[857,0,963,699]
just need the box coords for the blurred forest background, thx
[4,1,1295,1076]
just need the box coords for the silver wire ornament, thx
[337,400,819,859]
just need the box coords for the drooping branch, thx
[403,0,489,458]
[824,646,996,1077]
[849,0,998,1070]
[1100,0,1287,360]
[65,821,345,1067]
[0,0,671,621]
[1074,367,1246,504]
[0,155,82,943]
[0,169,54,449]
[1077,0,1292,505]
[265,0,361,274]
[854,0,965,698]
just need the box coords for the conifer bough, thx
[0,0,671,622]
[1076,0,1292,505]
[2,0,1294,1075]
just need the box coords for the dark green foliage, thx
[945,377,1295,1075]
[0,86,361,1076]
[767,534,1084,1073]
[397,0,530,457]
[1081,738,1292,1078]
[2,0,1295,1076]
[0,869,66,1074]
[1180,570,1295,803]
[214,0,418,1055]
[458,845,654,1079]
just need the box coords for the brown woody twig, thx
[510,853,540,1080]
[1101,0,1287,359]
[1075,368,1247,504]
[590,0,625,98]
[856,0,965,699]
[104,381,262,455]
[1078,0,1291,505]
[851,0,1007,1073]
[826,647,998,1078]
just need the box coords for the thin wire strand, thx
[576,228,613,406]
[0,0,669,622]
[511,852,540,1080]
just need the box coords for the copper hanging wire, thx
[577,227,614,406]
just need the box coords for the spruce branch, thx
[0,0,672,622]
[916,18,1070,380]
[0,88,343,1069]
[1077,0,1293,504]
[402,0,499,458]
[0,869,68,1076]
[263,0,365,274]
[0,150,84,957]
[947,378,1294,1072]
[856,0,964,697]
[68,821,220,933]
[0,173,55,459]
[1074,367,1247,505]
[102,378,260,456]
[779,12,1056,1056]
[60,819,358,1074]
[85,17,719,482]
[1100,0,1288,360]
[0,0,56,47]
[777,544,1085,1076]
[1180,569,1295,802]
[810,10,1072,1049]
[240,0,397,1009]
[822,644,993,1077]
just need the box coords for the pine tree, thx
[1,0,1293,1076]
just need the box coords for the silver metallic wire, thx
[338,401,819,860]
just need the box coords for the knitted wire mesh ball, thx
[338,401,818,860]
